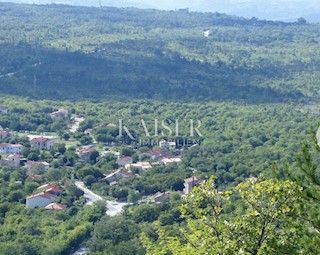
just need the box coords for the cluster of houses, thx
[0,131,53,171]
[102,140,183,188]
[0,130,23,167]
[103,139,200,200]
[26,183,67,210]
[1,105,203,208]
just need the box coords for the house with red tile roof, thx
[141,148,170,160]
[25,161,50,171]
[36,183,62,195]
[117,156,133,167]
[30,137,54,150]
[77,147,93,162]
[0,143,23,154]
[26,192,57,208]
[104,169,135,183]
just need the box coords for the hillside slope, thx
[0,3,319,102]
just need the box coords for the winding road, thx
[74,181,128,216]
[73,181,129,255]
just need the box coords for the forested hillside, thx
[0,3,319,102]
[2,3,320,255]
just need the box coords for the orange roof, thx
[31,137,52,143]
[37,183,62,193]
[0,131,11,136]
[26,192,57,200]
[45,203,67,210]
[0,143,22,148]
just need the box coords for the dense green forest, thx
[1,2,320,255]
[0,3,320,102]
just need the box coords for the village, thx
[0,105,202,213]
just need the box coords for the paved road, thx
[74,181,103,205]
[74,181,128,215]
[73,181,129,255]
[106,200,128,217]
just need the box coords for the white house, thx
[30,137,54,150]
[125,161,152,171]
[161,157,182,166]
[26,192,57,208]
[0,143,23,154]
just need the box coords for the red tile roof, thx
[37,183,62,193]
[31,137,52,143]
[0,143,22,148]
[26,192,57,200]
[45,203,67,210]
[0,131,11,136]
